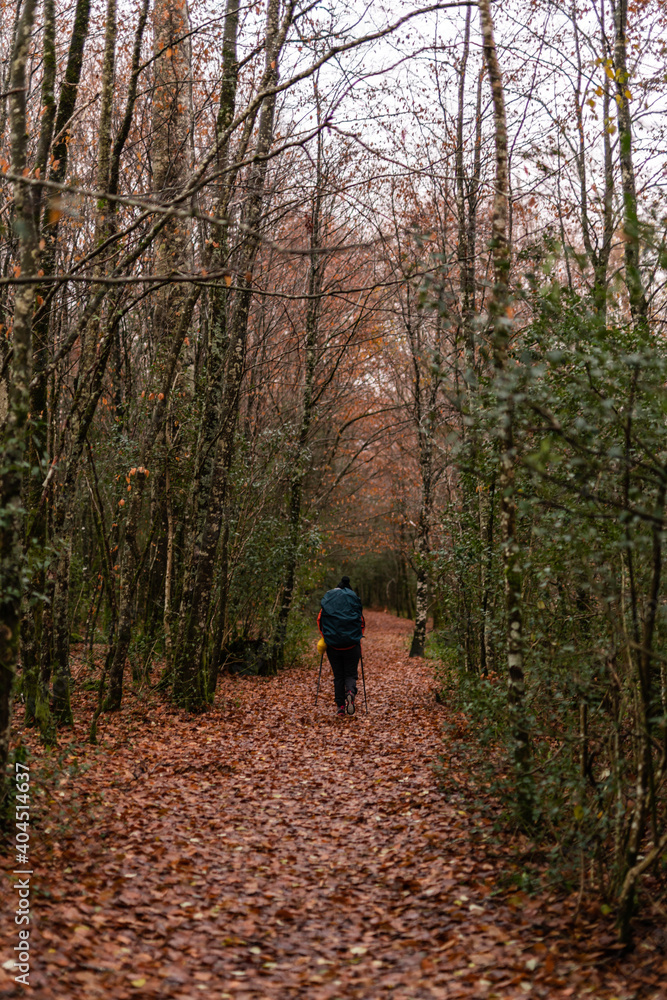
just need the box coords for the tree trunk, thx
[479,0,531,819]
[173,0,240,672]
[19,0,56,737]
[611,0,648,330]
[79,0,118,379]
[104,293,198,710]
[26,0,92,727]
[151,0,193,346]
[173,0,286,709]
[1,0,39,817]
[455,6,473,349]
[570,1,614,321]
[409,314,440,658]
[270,120,325,669]
[617,480,666,939]
[102,0,198,711]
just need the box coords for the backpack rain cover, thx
[319,587,363,648]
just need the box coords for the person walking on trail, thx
[317,576,365,716]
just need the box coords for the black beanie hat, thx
[338,576,351,589]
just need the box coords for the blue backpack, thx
[319,588,363,648]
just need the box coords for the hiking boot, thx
[345,690,356,716]
[336,704,346,717]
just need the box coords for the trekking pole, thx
[360,647,368,714]
[315,652,324,705]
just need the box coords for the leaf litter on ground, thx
[1,611,666,999]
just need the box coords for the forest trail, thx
[1,612,663,1000]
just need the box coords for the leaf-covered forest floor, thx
[2,611,666,999]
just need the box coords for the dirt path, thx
[1,612,664,999]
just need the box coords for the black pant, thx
[326,645,359,707]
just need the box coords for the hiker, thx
[317,576,365,716]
